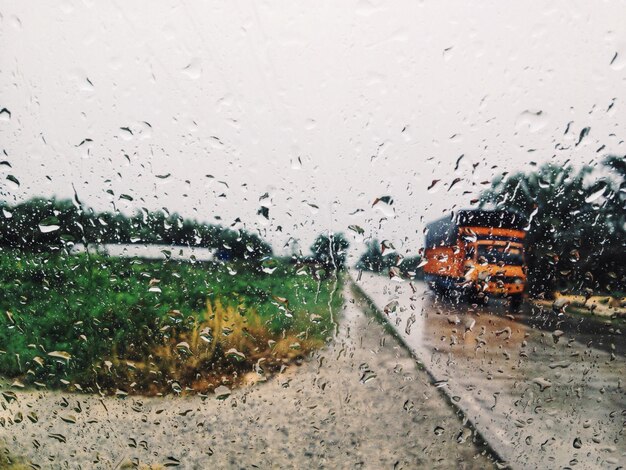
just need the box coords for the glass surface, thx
[0,2,624,469]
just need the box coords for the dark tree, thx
[479,161,625,296]
[310,232,350,272]
[0,198,273,261]
[356,239,385,272]
[355,239,397,272]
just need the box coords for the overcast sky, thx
[1,0,625,259]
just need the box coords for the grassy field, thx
[0,250,343,395]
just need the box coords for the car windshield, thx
[1,2,625,470]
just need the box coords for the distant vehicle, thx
[423,210,527,309]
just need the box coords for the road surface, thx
[353,270,625,469]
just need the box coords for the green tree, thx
[356,239,385,272]
[310,232,350,272]
[355,239,399,272]
[480,162,625,295]
[398,255,424,279]
[0,197,273,262]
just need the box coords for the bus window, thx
[477,245,523,266]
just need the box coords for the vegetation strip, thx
[0,252,343,395]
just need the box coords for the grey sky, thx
[1,0,625,260]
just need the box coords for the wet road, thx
[353,271,625,470]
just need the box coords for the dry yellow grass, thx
[100,299,323,395]
[535,292,626,318]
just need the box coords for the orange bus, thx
[423,210,527,308]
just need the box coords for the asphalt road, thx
[353,270,625,470]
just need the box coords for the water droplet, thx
[176,342,192,355]
[359,370,377,384]
[226,348,245,362]
[48,351,72,362]
[164,456,181,467]
[11,379,25,388]
[383,300,399,315]
[575,126,590,146]
[552,330,564,343]
[2,391,17,403]
[457,428,471,443]
[532,377,552,392]
[548,361,571,369]
[381,240,395,254]
[48,433,67,443]
[257,206,269,220]
[214,385,231,399]
[6,174,20,188]
[515,110,547,133]
[60,414,76,424]
[182,58,202,79]
[585,184,607,203]
[427,180,440,192]
[262,265,277,274]
[39,224,60,233]
[372,195,393,206]
[348,225,365,235]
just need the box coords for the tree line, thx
[3,152,624,296]
[0,198,272,262]
[355,239,423,279]
[0,198,355,272]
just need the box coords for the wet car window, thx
[1,2,625,469]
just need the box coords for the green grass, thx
[0,250,343,394]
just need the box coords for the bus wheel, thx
[510,294,523,312]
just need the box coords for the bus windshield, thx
[476,244,524,266]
